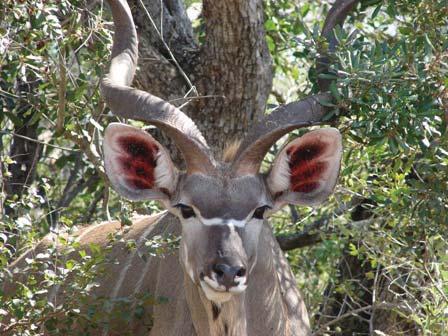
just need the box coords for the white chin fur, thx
[229,277,247,293]
[200,275,248,303]
[203,275,225,291]
[200,281,233,303]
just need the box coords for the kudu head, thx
[101,0,355,304]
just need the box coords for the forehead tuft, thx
[179,174,267,220]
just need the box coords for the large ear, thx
[267,128,342,207]
[103,123,177,201]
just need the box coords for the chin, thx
[200,280,234,303]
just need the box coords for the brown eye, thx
[176,204,196,219]
[253,206,269,220]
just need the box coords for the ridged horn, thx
[231,0,358,175]
[101,0,216,174]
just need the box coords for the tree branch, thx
[276,219,326,251]
[63,131,107,181]
[312,302,399,336]
[55,48,67,136]
[81,186,105,224]
[57,171,100,211]
[276,197,365,251]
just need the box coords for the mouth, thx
[199,274,248,303]
[200,280,233,303]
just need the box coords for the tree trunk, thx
[192,0,273,155]
[4,79,42,217]
[128,0,272,158]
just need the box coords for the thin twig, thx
[103,184,111,222]
[168,94,226,104]
[56,47,67,135]
[58,172,100,211]
[63,131,107,181]
[137,0,197,95]
[0,310,65,335]
[312,303,397,336]
[0,131,78,152]
[58,153,83,207]
[22,142,42,200]
[271,89,286,104]
[82,186,105,223]
[370,264,381,334]
[0,88,21,99]
[276,196,364,250]
[423,263,448,302]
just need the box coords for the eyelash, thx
[176,204,196,219]
[252,205,270,219]
[175,204,269,220]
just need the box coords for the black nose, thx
[212,263,246,289]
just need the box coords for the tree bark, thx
[192,0,273,156]
[4,80,42,216]
[128,0,272,158]
[128,0,197,102]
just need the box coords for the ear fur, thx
[103,123,177,201]
[267,128,342,207]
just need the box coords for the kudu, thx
[3,0,358,335]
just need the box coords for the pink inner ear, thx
[287,141,327,193]
[117,135,159,190]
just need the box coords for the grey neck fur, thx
[184,274,247,336]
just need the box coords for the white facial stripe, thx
[200,217,246,228]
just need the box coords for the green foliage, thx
[0,0,164,333]
[0,0,447,334]
[1,0,110,229]
[1,228,168,335]
[267,0,447,333]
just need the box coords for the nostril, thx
[212,264,246,279]
[212,264,226,278]
[236,267,246,278]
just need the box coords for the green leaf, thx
[371,4,382,19]
[329,81,341,101]
[348,243,358,257]
[265,19,276,31]
[266,35,275,53]
[300,3,310,17]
